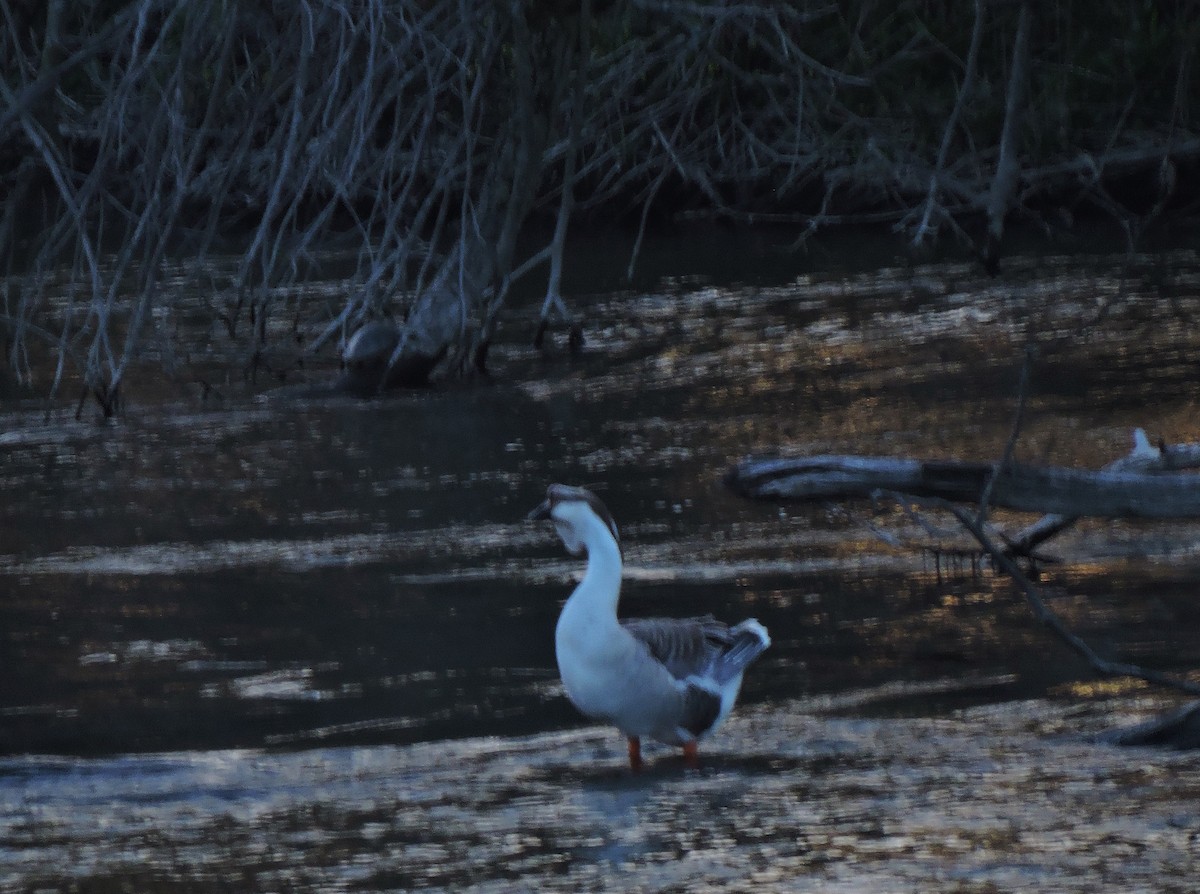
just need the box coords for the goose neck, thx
[563,528,622,620]
[584,537,622,590]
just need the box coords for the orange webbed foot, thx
[627,736,644,772]
[682,739,699,768]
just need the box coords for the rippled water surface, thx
[3,240,1200,890]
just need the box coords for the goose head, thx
[528,484,620,557]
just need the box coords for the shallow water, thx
[2,241,1200,890]
[2,697,1198,891]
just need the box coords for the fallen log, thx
[725,451,1200,518]
[1007,429,1200,553]
[727,430,1200,748]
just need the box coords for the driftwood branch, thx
[1007,428,1170,554]
[908,490,1200,746]
[726,432,1200,520]
[889,493,1200,699]
[729,429,1200,744]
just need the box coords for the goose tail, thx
[712,618,771,684]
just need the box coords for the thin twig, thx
[977,343,1037,528]
[886,490,1200,699]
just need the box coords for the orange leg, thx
[627,736,644,772]
[682,739,699,768]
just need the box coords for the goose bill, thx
[527,498,552,521]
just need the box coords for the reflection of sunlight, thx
[0,524,550,576]
[3,685,1198,889]
[227,668,323,701]
[2,250,1200,892]
[81,638,210,667]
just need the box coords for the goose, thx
[528,483,770,770]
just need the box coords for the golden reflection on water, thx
[3,697,1197,891]
[2,247,1200,890]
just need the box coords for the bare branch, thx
[929,496,1200,699]
[983,1,1033,273]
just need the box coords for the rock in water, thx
[338,320,444,395]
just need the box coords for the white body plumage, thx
[530,484,770,764]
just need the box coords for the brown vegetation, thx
[1,1,1198,408]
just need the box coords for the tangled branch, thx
[1,1,1196,406]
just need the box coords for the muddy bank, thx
[2,688,1198,892]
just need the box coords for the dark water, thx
[2,242,1200,889]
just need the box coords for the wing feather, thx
[621,615,728,680]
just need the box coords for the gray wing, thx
[620,615,731,681]
[622,615,771,739]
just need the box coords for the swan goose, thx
[529,483,770,770]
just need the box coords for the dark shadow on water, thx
[833,676,1028,719]
[0,558,1192,755]
[3,239,1200,891]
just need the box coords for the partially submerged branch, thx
[728,428,1200,745]
[1008,428,1169,555]
[726,434,1200,520]
[910,490,1200,747]
[906,493,1200,699]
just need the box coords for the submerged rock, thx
[336,320,445,396]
